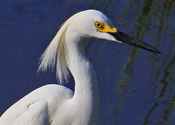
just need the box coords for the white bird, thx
[0,10,160,125]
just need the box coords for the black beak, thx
[108,30,161,54]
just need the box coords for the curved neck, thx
[65,31,99,124]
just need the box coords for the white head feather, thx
[38,10,117,84]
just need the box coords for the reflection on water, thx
[0,0,175,124]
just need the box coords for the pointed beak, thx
[108,30,161,54]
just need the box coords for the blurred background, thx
[0,0,175,125]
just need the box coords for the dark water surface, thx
[0,0,175,125]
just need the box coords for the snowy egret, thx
[0,10,160,125]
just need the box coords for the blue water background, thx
[0,0,175,125]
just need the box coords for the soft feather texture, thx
[37,20,70,84]
[37,10,116,84]
[0,9,118,125]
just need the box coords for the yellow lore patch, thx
[94,21,117,33]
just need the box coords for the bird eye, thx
[95,21,103,28]
[96,23,101,27]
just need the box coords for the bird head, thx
[68,10,161,54]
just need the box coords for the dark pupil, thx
[97,23,101,27]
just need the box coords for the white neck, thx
[65,31,99,124]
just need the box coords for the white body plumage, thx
[0,9,160,125]
[0,10,114,125]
